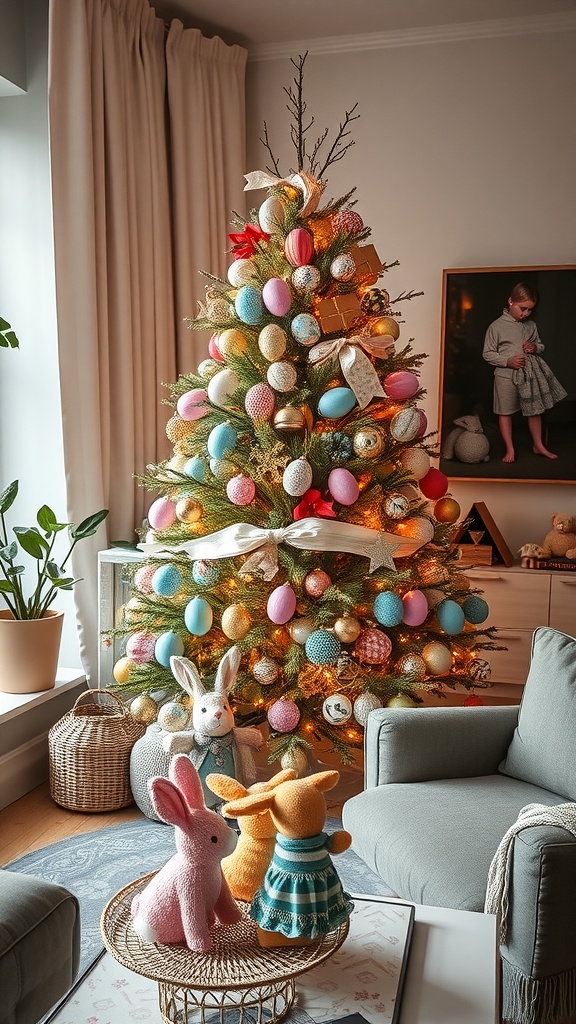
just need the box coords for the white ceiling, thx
[148,0,576,51]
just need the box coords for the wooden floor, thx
[0,782,144,865]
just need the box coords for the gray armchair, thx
[342,626,576,1024]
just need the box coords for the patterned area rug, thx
[6,815,392,981]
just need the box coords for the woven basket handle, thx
[71,688,128,716]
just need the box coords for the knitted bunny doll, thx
[205,768,297,901]
[131,754,241,952]
[165,647,263,808]
[222,770,354,947]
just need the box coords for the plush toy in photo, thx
[222,770,354,947]
[206,768,297,901]
[441,414,490,464]
[131,754,241,952]
[163,646,263,807]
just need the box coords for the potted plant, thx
[0,479,108,693]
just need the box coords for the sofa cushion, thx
[499,627,576,800]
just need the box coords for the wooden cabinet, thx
[465,564,576,703]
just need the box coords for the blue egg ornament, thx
[463,595,490,624]
[184,596,213,636]
[437,599,465,635]
[291,312,321,347]
[184,455,208,482]
[305,629,342,666]
[318,387,357,419]
[207,422,238,460]
[235,285,263,325]
[151,564,183,597]
[374,591,404,627]
[155,630,185,667]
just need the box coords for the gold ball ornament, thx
[258,323,287,362]
[221,604,252,640]
[434,496,461,524]
[371,316,400,340]
[166,414,196,444]
[396,653,427,683]
[273,407,306,433]
[387,693,415,708]
[422,641,452,675]
[129,693,158,724]
[280,747,309,776]
[352,426,385,460]
[334,615,362,643]
[218,329,248,358]
[175,497,202,523]
[418,559,451,586]
[399,447,430,481]
[113,656,135,684]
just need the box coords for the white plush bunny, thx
[131,754,241,951]
[165,646,263,808]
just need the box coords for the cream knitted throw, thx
[485,802,576,943]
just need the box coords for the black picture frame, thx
[438,266,576,483]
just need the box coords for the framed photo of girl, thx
[438,265,576,484]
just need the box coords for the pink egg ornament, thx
[148,496,176,531]
[383,371,419,400]
[267,583,297,624]
[402,590,429,626]
[245,382,275,421]
[125,630,157,663]
[262,277,292,317]
[328,467,359,506]
[176,388,208,421]
[208,334,224,362]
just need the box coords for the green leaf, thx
[0,481,18,515]
[3,331,18,349]
[0,318,9,331]
[37,505,60,532]
[52,577,76,590]
[12,527,49,559]
[0,580,15,594]
[70,509,109,540]
[0,542,17,562]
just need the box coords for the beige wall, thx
[246,26,576,554]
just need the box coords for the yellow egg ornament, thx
[221,604,252,640]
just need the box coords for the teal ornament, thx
[184,455,208,482]
[151,564,183,598]
[192,559,220,587]
[291,312,321,347]
[463,595,490,624]
[184,596,213,636]
[321,431,353,462]
[207,422,238,460]
[305,629,342,666]
[437,599,465,635]
[235,285,263,325]
[155,630,184,667]
[373,590,404,627]
[318,387,357,419]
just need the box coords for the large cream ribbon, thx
[308,334,396,409]
[244,170,324,217]
[139,516,428,574]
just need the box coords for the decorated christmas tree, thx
[109,57,497,773]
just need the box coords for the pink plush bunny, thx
[131,754,241,951]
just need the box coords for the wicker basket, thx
[49,689,146,812]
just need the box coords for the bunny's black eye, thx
[201,707,207,713]
[211,835,218,843]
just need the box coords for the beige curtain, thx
[48,0,247,684]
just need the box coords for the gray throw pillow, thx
[499,627,576,799]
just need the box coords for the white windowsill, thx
[0,668,86,724]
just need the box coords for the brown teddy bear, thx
[540,514,576,560]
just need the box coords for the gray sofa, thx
[342,626,576,1024]
[0,869,80,1024]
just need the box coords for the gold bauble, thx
[434,496,461,524]
[396,653,427,682]
[218,329,248,358]
[129,693,158,724]
[175,497,202,523]
[113,656,135,684]
[371,316,400,340]
[353,426,385,460]
[300,405,314,432]
[273,407,306,433]
[334,615,362,643]
[387,693,415,708]
[422,641,452,676]
[166,414,196,443]
[280,747,308,776]
[419,559,451,586]
[221,604,252,640]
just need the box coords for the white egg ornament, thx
[262,277,292,318]
[322,693,353,724]
[267,361,297,393]
[227,259,256,288]
[291,312,321,347]
[258,195,286,234]
[330,253,356,281]
[283,457,313,497]
[258,323,287,362]
[328,467,359,506]
[292,265,321,294]
[207,368,240,407]
[267,583,297,624]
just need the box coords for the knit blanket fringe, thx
[484,802,576,944]
[502,959,576,1024]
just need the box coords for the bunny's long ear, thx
[309,770,340,793]
[221,789,276,819]
[149,775,190,829]
[214,646,241,696]
[170,754,206,810]
[170,655,205,699]
[206,773,248,802]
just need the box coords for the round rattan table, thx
[100,872,350,1024]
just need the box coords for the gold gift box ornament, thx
[315,244,384,335]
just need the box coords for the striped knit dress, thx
[250,832,354,939]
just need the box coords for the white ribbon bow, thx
[244,170,324,217]
[139,516,427,574]
[309,334,395,408]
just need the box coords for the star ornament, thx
[293,489,336,521]
[369,533,399,572]
[228,223,270,259]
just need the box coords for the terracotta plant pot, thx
[0,609,64,694]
